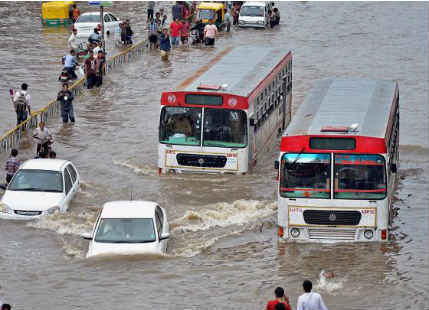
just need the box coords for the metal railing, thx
[0,39,146,154]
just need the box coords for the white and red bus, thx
[276,79,399,242]
[158,47,292,174]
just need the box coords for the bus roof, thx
[178,47,291,98]
[284,79,398,138]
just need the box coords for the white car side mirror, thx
[160,232,170,241]
[81,232,93,240]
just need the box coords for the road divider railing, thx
[0,39,146,154]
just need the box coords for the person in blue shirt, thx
[159,28,171,60]
[88,28,101,44]
[63,49,78,80]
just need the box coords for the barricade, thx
[0,39,146,154]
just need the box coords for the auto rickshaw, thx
[41,1,74,26]
[197,2,226,31]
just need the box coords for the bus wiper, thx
[289,147,305,170]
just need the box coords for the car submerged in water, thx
[84,201,169,258]
[0,159,80,220]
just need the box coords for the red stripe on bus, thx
[280,187,330,192]
[280,135,387,153]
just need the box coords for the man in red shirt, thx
[265,287,291,310]
[84,50,97,89]
[169,18,182,47]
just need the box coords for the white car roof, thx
[80,11,113,16]
[242,2,266,7]
[101,201,158,219]
[20,159,69,171]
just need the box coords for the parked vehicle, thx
[238,2,272,28]
[84,201,169,258]
[41,1,74,26]
[74,12,121,38]
[0,159,80,220]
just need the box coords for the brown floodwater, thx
[0,2,428,309]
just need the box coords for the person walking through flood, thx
[71,4,80,23]
[159,28,171,60]
[84,50,97,89]
[296,280,328,310]
[180,19,190,46]
[68,28,78,52]
[95,50,105,87]
[170,18,182,47]
[32,121,53,158]
[204,20,217,46]
[57,83,75,124]
[264,287,291,310]
[5,149,20,184]
[147,1,155,21]
[13,83,31,126]
[148,17,159,49]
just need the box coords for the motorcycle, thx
[190,29,203,45]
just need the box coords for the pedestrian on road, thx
[148,17,159,49]
[204,20,217,46]
[170,18,182,47]
[71,4,80,23]
[68,28,78,52]
[95,50,105,87]
[159,28,171,60]
[264,287,291,310]
[224,9,231,32]
[147,1,155,20]
[5,149,20,184]
[296,280,328,310]
[13,83,31,126]
[88,28,101,44]
[125,19,134,45]
[32,121,53,158]
[84,50,97,89]
[63,49,78,80]
[180,19,190,45]
[57,83,75,124]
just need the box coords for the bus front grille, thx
[308,228,356,240]
[303,210,362,226]
[176,153,227,168]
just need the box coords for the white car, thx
[74,12,121,38]
[238,2,272,28]
[0,159,80,220]
[84,201,169,258]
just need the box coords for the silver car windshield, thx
[8,169,63,193]
[94,218,156,243]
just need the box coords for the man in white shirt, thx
[13,83,31,125]
[297,280,328,310]
[68,28,78,51]
[32,121,53,158]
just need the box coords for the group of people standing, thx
[264,281,328,310]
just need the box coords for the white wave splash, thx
[314,270,345,295]
[171,200,277,233]
[113,159,157,176]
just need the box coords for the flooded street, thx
[0,2,428,309]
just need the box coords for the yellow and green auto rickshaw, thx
[197,2,226,31]
[41,1,74,26]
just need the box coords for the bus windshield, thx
[240,6,264,17]
[203,109,247,148]
[280,153,331,199]
[334,154,386,199]
[159,107,202,146]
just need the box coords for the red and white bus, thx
[276,79,399,242]
[158,47,292,174]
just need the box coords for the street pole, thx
[100,5,105,55]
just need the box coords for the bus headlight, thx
[364,229,374,240]
[290,228,300,238]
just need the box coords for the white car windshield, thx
[8,169,63,193]
[94,218,157,243]
[76,14,100,23]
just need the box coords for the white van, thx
[238,2,272,28]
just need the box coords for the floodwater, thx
[0,2,428,309]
